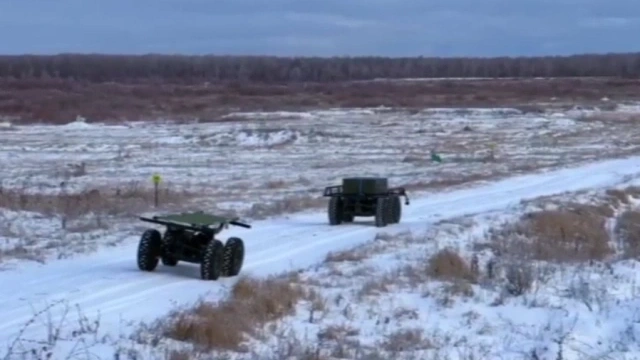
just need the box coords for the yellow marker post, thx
[152,174,162,207]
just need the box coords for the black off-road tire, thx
[161,232,179,266]
[374,198,388,228]
[389,196,401,224]
[200,239,224,280]
[221,237,245,277]
[384,198,395,225]
[137,229,162,271]
[328,197,343,225]
[395,197,402,223]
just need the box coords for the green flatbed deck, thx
[155,212,231,226]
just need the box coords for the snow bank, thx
[222,107,388,120]
[194,127,350,147]
[415,107,523,117]
[564,105,601,118]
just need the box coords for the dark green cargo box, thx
[342,177,388,194]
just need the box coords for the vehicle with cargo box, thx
[322,177,410,227]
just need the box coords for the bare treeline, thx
[0,52,639,83]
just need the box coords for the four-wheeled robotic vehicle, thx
[323,177,410,227]
[136,211,251,280]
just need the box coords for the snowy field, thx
[2,105,640,359]
[171,165,640,360]
[3,156,640,360]
[2,105,640,263]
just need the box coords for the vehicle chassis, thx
[136,212,251,281]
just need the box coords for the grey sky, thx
[0,0,638,56]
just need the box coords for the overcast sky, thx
[0,0,638,57]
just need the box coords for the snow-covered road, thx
[2,155,640,349]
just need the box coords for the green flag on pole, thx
[430,149,442,163]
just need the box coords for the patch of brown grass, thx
[427,249,478,283]
[317,325,360,342]
[606,188,631,206]
[442,280,475,297]
[165,350,191,360]
[565,202,616,218]
[162,275,307,351]
[379,328,433,354]
[491,204,613,263]
[357,276,393,299]
[263,179,288,189]
[324,248,368,263]
[0,182,193,219]
[504,262,535,296]
[0,243,44,263]
[615,210,640,259]
[246,195,325,219]
[486,185,640,264]
[622,185,640,198]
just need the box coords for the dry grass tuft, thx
[324,248,368,263]
[263,179,288,189]
[504,262,535,296]
[442,280,475,298]
[0,246,44,264]
[485,184,640,266]
[317,324,360,342]
[380,328,433,354]
[357,277,393,299]
[246,195,325,219]
[427,249,477,283]
[162,276,306,352]
[563,202,615,218]
[615,210,640,259]
[491,205,613,263]
[606,189,630,206]
[623,185,640,198]
[165,350,191,360]
[0,182,194,219]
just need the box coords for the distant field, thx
[1,77,639,123]
[2,105,640,263]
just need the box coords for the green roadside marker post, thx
[430,149,442,163]
[152,173,162,207]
